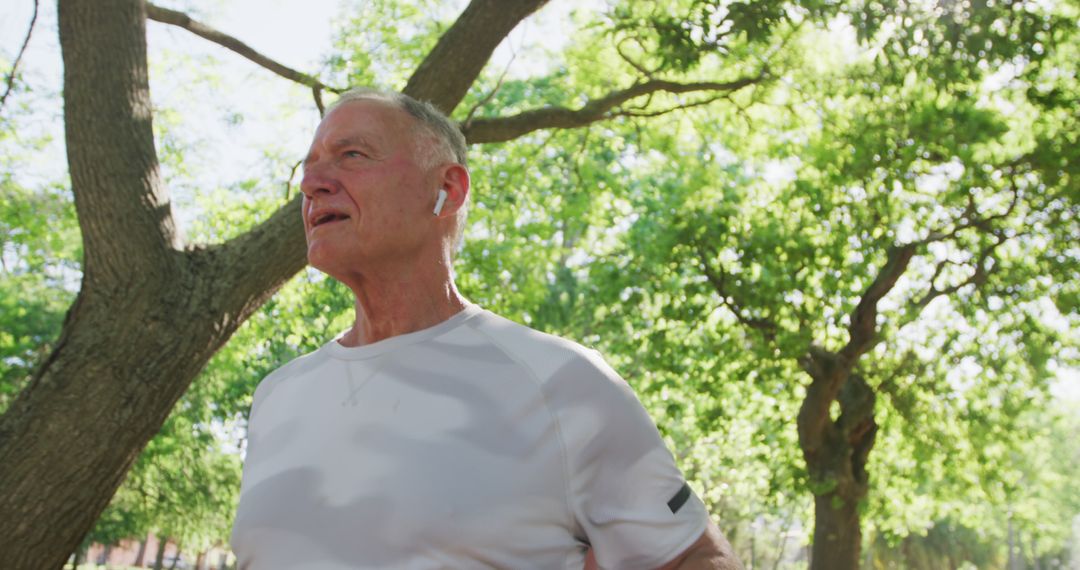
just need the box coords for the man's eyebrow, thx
[303,136,379,167]
[329,136,377,152]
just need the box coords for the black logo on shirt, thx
[668,482,692,514]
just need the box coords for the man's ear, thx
[435,163,470,218]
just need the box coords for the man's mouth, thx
[311,212,350,227]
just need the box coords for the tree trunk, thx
[799,366,878,570]
[134,536,148,567]
[0,237,293,570]
[169,547,182,570]
[810,491,862,570]
[153,537,167,570]
[1009,515,1017,570]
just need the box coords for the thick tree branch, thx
[201,194,308,321]
[146,3,342,94]
[0,0,38,114]
[462,75,765,144]
[60,0,180,286]
[838,244,917,363]
[403,0,550,114]
[798,244,916,454]
[801,190,1018,457]
[796,346,844,455]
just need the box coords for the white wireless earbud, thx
[433,189,448,216]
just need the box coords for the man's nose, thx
[299,168,342,198]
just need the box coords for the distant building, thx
[79,533,233,570]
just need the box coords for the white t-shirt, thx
[231,305,708,569]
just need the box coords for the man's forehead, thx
[318,97,411,135]
[306,99,412,157]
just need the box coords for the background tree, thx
[586,1,1079,565]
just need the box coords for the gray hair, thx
[326,87,468,167]
[326,87,470,252]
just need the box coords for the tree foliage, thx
[0,0,1077,568]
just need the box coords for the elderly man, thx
[230,87,743,570]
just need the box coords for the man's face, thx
[300,99,437,277]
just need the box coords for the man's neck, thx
[336,264,468,348]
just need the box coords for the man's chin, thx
[306,245,340,275]
[307,247,365,284]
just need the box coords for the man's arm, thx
[584,520,744,570]
[656,520,744,570]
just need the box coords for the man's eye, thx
[344,150,366,158]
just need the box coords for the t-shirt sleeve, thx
[544,349,709,570]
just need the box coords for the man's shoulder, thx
[470,310,586,353]
[469,310,620,387]
[250,345,331,412]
